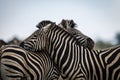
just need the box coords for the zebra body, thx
[0,45,59,80]
[21,21,120,80]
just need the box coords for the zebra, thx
[20,20,120,80]
[58,19,94,49]
[19,20,95,80]
[0,45,60,80]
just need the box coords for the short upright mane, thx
[60,19,77,28]
[36,20,53,29]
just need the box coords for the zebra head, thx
[20,20,55,52]
[58,19,95,49]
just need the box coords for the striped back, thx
[0,45,60,80]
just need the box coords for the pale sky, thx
[0,0,120,44]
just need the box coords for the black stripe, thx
[2,50,34,79]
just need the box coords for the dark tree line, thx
[95,32,120,49]
[116,32,120,45]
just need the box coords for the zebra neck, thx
[47,28,80,72]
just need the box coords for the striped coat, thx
[0,45,59,80]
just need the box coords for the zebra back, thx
[0,45,60,80]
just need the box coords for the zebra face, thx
[20,22,54,52]
[20,29,48,52]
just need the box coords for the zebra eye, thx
[24,45,31,50]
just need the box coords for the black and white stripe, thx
[0,45,59,80]
[21,21,120,80]
[58,19,94,49]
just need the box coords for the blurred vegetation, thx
[94,40,113,49]
[116,33,120,45]
[94,32,120,49]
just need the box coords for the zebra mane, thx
[60,19,77,28]
[36,20,54,29]
[53,23,81,46]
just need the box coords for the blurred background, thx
[0,0,120,49]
